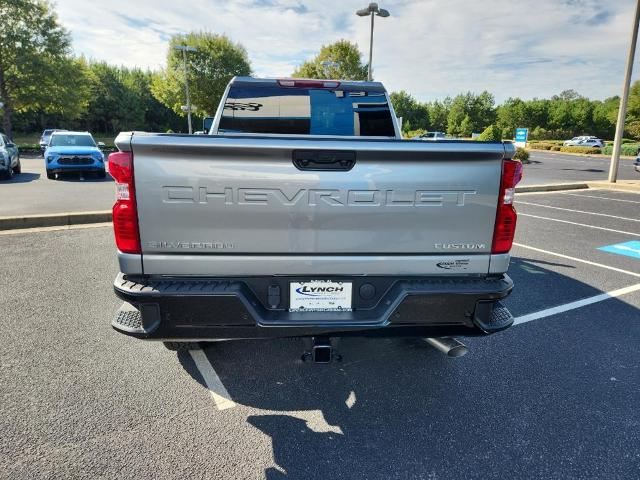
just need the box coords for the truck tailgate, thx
[127,134,509,274]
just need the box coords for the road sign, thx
[598,240,640,259]
[514,128,528,148]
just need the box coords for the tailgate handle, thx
[293,150,356,171]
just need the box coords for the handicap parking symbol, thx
[598,241,640,259]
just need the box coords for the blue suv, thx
[45,131,106,179]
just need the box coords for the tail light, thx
[108,151,140,254]
[492,159,523,254]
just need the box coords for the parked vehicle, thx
[44,131,106,179]
[110,77,522,356]
[635,150,640,173]
[414,131,448,140]
[0,133,21,180]
[39,129,67,151]
[563,135,598,146]
[575,138,603,148]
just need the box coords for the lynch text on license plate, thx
[289,281,352,312]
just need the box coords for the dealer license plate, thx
[289,280,352,312]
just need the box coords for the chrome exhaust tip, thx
[424,337,469,358]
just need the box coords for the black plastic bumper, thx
[112,273,514,340]
[47,166,105,174]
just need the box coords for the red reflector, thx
[277,79,341,89]
[492,159,523,254]
[109,150,140,254]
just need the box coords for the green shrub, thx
[551,146,562,151]
[478,124,502,142]
[602,144,639,156]
[528,142,554,150]
[559,146,602,154]
[513,147,529,163]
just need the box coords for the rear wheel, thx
[163,341,202,352]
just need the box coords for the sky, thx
[54,0,640,103]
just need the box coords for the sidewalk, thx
[588,180,640,193]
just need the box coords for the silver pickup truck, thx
[110,77,522,359]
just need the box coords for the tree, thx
[478,124,502,141]
[151,32,251,119]
[426,99,450,132]
[626,80,640,122]
[292,40,368,80]
[0,0,76,137]
[626,120,640,140]
[446,91,496,137]
[389,91,429,132]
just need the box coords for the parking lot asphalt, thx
[522,150,637,186]
[1,189,639,479]
[0,151,637,218]
[0,155,114,216]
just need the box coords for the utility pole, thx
[356,3,390,81]
[175,45,197,134]
[609,0,640,183]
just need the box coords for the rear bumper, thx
[112,273,514,340]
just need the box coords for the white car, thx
[414,131,448,141]
[563,136,598,146]
[574,138,603,148]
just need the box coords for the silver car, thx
[0,134,20,180]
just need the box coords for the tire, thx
[97,169,106,179]
[13,158,21,174]
[163,341,202,352]
[46,170,55,180]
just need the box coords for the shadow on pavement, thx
[177,260,640,479]
[52,172,113,183]
[559,168,605,173]
[3,172,40,183]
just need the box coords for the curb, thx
[528,149,636,160]
[0,211,112,231]
[515,183,589,193]
[587,181,640,193]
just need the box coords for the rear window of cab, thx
[219,85,396,137]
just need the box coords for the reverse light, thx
[108,151,140,254]
[491,159,523,254]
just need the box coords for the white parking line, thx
[513,283,640,325]
[189,349,236,410]
[516,201,640,223]
[513,243,640,278]
[518,213,640,236]
[560,192,640,204]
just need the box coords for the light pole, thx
[174,44,197,134]
[609,0,640,183]
[356,3,390,81]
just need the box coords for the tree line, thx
[391,87,640,141]
[2,0,638,142]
